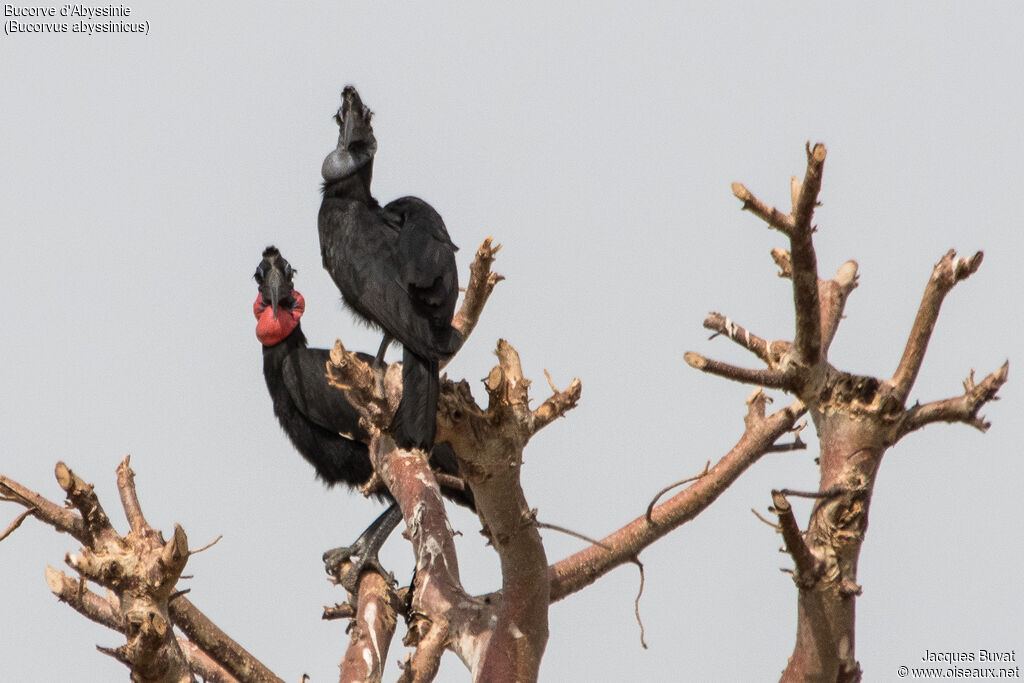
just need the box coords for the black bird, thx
[254,246,373,488]
[318,86,462,452]
[254,246,472,588]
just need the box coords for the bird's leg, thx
[323,503,403,593]
[373,334,393,369]
[369,334,394,397]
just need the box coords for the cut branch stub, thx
[1,470,86,542]
[437,338,581,478]
[732,182,796,235]
[327,339,401,435]
[449,237,505,360]
[890,249,985,403]
[769,490,821,589]
[819,261,859,354]
[791,142,827,236]
[56,461,116,543]
[684,351,797,391]
[772,248,793,279]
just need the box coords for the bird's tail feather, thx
[391,349,438,451]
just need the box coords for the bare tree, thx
[688,143,1008,681]
[0,145,1005,682]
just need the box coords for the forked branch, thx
[0,460,281,683]
[733,143,828,366]
[449,237,505,355]
[895,363,1009,439]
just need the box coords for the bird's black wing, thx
[281,347,373,441]
[386,196,461,333]
[319,197,462,360]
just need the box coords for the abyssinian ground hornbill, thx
[318,86,463,453]
[254,246,473,589]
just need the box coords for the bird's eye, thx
[254,265,265,281]
[284,262,293,277]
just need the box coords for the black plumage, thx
[254,245,472,588]
[254,246,374,490]
[318,86,462,452]
[253,245,472,509]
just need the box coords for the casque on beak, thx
[263,268,288,320]
[342,106,358,148]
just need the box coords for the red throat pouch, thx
[254,291,305,346]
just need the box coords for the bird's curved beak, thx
[264,269,287,320]
[338,86,376,154]
[342,103,359,149]
[322,86,376,182]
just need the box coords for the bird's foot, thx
[322,503,403,593]
[323,543,396,594]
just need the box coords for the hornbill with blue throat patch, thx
[318,85,462,454]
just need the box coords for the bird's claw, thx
[323,545,396,594]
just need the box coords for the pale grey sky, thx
[2,3,1021,681]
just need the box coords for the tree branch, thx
[703,312,790,368]
[890,249,985,402]
[49,462,113,544]
[365,434,482,677]
[818,260,859,354]
[169,597,282,683]
[533,370,582,431]
[732,144,828,367]
[46,567,238,682]
[895,363,1009,439]
[3,462,281,682]
[2,470,101,586]
[731,182,795,235]
[549,395,805,602]
[0,507,35,543]
[46,566,123,630]
[769,491,821,588]
[176,641,239,683]
[53,462,195,682]
[684,352,797,390]
[116,455,149,535]
[338,570,400,683]
[400,618,449,683]
[448,237,504,364]
[771,248,793,279]
[788,143,827,366]
[791,143,827,238]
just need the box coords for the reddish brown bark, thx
[691,143,1007,681]
[325,336,573,682]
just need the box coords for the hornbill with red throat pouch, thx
[254,246,472,590]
